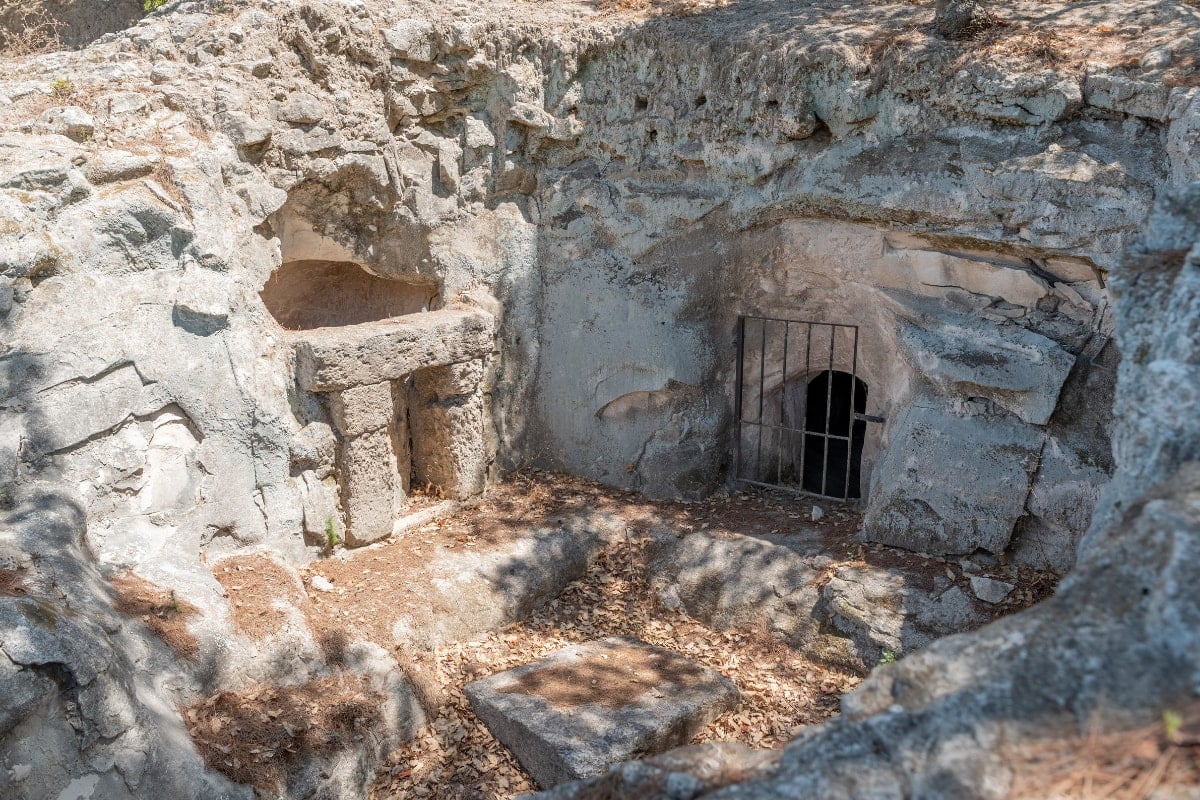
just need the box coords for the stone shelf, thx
[292,307,495,392]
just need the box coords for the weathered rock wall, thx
[530,182,1200,800]
[3,0,1189,564]
[520,2,1191,568]
[1,0,1199,797]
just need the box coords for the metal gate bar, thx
[733,315,866,501]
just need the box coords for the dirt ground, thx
[108,570,202,661]
[286,471,1050,799]
[168,470,1062,798]
[367,537,859,799]
[0,566,28,597]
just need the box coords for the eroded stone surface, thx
[649,529,991,672]
[330,381,408,546]
[1,0,1197,796]
[409,359,491,500]
[465,637,739,788]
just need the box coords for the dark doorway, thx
[734,316,876,501]
[801,371,868,498]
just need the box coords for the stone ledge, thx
[292,308,495,392]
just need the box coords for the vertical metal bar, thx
[755,318,767,479]
[799,322,812,488]
[822,325,835,496]
[844,326,859,500]
[778,321,789,483]
[734,316,745,481]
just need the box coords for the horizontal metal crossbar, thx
[738,421,853,443]
[740,314,860,332]
[736,478,859,503]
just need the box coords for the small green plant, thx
[879,649,897,665]
[169,590,181,614]
[144,0,168,11]
[1164,709,1184,742]
[325,517,341,549]
[49,77,75,100]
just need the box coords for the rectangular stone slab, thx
[465,636,739,788]
[293,308,494,392]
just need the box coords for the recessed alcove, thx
[261,260,438,331]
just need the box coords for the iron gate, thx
[734,315,876,501]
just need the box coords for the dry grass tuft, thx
[1006,703,1200,799]
[596,0,732,19]
[987,27,1068,65]
[109,571,201,661]
[0,2,63,59]
[146,152,193,215]
[184,674,385,794]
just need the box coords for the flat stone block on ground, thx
[465,637,739,789]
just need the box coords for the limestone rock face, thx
[863,401,1043,556]
[1,0,1198,796]
[0,490,251,800]
[895,315,1075,427]
[531,182,1200,800]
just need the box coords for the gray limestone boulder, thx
[649,531,990,672]
[863,401,1044,556]
[820,566,985,664]
[529,743,779,800]
[647,530,829,646]
[968,576,1014,605]
[896,314,1075,426]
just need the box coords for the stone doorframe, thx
[293,307,495,546]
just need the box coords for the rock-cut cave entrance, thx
[734,316,871,501]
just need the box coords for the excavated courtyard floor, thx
[193,472,1059,798]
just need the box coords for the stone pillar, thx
[409,359,488,500]
[329,381,409,546]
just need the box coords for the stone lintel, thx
[294,308,495,392]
